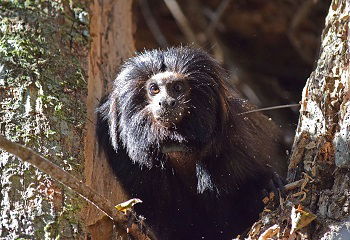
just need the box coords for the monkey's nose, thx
[159,99,177,108]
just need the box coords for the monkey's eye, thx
[173,82,184,93]
[149,83,160,95]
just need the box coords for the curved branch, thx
[0,135,157,240]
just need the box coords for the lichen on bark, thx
[0,0,88,238]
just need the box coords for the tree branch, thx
[0,135,157,240]
[139,0,168,48]
[163,0,198,44]
[205,0,231,38]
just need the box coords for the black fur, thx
[96,47,285,240]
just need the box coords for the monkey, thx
[96,47,286,240]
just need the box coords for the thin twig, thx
[285,179,304,191]
[205,0,231,38]
[288,0,316,64]
[237,103,301,115]
[163,0,198,44]
[139,0,168,48]
[0,135,157,240]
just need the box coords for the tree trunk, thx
[0,1,88,239]
[84,0,135,239]
[246,0,350,239]
[289,0,350,238]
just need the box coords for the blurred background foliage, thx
[134,0,331,146]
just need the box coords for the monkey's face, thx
[146,71,190,128]
[108,47,228,168]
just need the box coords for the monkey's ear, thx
[96,95,119,153]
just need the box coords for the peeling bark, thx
[245,0,350,239]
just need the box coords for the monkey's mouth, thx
[161,142,189,153]
[154,109,185,127]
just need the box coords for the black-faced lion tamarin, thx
[96,47,286,240]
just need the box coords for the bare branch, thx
[139,0,168,48]
[0,135,157,240]
[288,0,316,64]
[163,0,198,44]
[205,0,231,38]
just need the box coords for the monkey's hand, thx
[262,172,286,205]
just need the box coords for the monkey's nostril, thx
[159,99,177,108]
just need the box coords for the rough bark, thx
[0,1,88,238]
[84,0,135,239]
[244,0,350,239]
[289,0,350,238]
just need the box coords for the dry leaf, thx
[115,198,143,214]
[258,224,280,240]
[290,204,316,234]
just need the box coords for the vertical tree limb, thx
[85,0,136,238]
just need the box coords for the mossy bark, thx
[0,1,88,238]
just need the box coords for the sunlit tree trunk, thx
[0,1,88,238]
[248,0,350,239]
[288,0,350,238]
